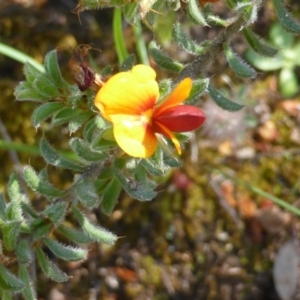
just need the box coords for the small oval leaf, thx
[172,23,205,55]
[0,264,25,292]
[70,138,106,162]
[32,74,60,98]
[102,177,122,215]
[31,102,65,128]
[44,238,87,262]
[208,86,244,112]
[187,0,208,26]
[273,0,300,35]
[57,225,94,244]
[23,166,64,198]
[19,264,36,300]
[44,50,69,90]
[39,138,84,172]
[15,88,46,102]
[243,28,278,57]
[224,44,257,78]
[35,246,68,282]
[72,206,118,245]
[68,111,93,134]
[51,107,82,127]
[23,62,43,84]
[2,221,21,251]
[149,41,183,72]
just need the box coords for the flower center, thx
[141,108,154,126]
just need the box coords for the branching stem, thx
[174,12,251,84]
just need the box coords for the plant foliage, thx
[1,0,300,298]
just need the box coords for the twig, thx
[174,14,247,84]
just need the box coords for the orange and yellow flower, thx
[94,65,205,158]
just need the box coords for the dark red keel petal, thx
[153,105,206,133]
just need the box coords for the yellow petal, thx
[111,114,158,158]
[131,64,156,84]
[154,78,193,117]
[94,65,159,121]
[153,122,182,154]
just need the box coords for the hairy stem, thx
[174,13,248,84]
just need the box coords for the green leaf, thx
[143,0,162,27]
[40,138,84,172]
[7,174,24,221]
[122,2,138,25]
[7,174,26,203]
[23,166,64,198]
[101,65,114,76]
[0,264,24,292]
[186,78,209,105]
[70,138,106,162]
[113,169,157,201]
[65,86,83,107]
[141,145,177,176]
[0,194,7,221]
[15,88,46,102]
[187,0,208,26]
[158,79,172,98]
[279,67,299,97]
[44,238,87,262]
[32,74,60,98]
[0,290,13,300]
[120,54,136,71]
[93,134,117,150]
[207,15,238,27]
[148,41,183,72]
[31,102,65,128]
[243,28,278,57]
[208,86,245,112]
[141,154,169,177]
[273,0,300,35]
[72,206,118,245]
[16,240,32,265]
[172,23,205,55]
[15,81,31,91]
[240,2,259,24]
[270,22,294,48]
[19,264,36,300]
[113,8,129,63]
[0,41,44,72]
[2,221,21,251]
[134,163,147,183]
[83,118,98,143]
[32,220,52,241]
[51,107,83,127]
[68,111,93,134]
[133,18,149,65]
[102,177,121,215]
[293,42,300,67]
[35,246,68,282]
[224,44,256,78]
[245,48,284,71]
[23,62,43,84]
[76,180,100,208]
[42,202,68,226]
[21,202,39,219]
[57,225,94,244]
[161,146,182,169]
[44,50,69,90]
